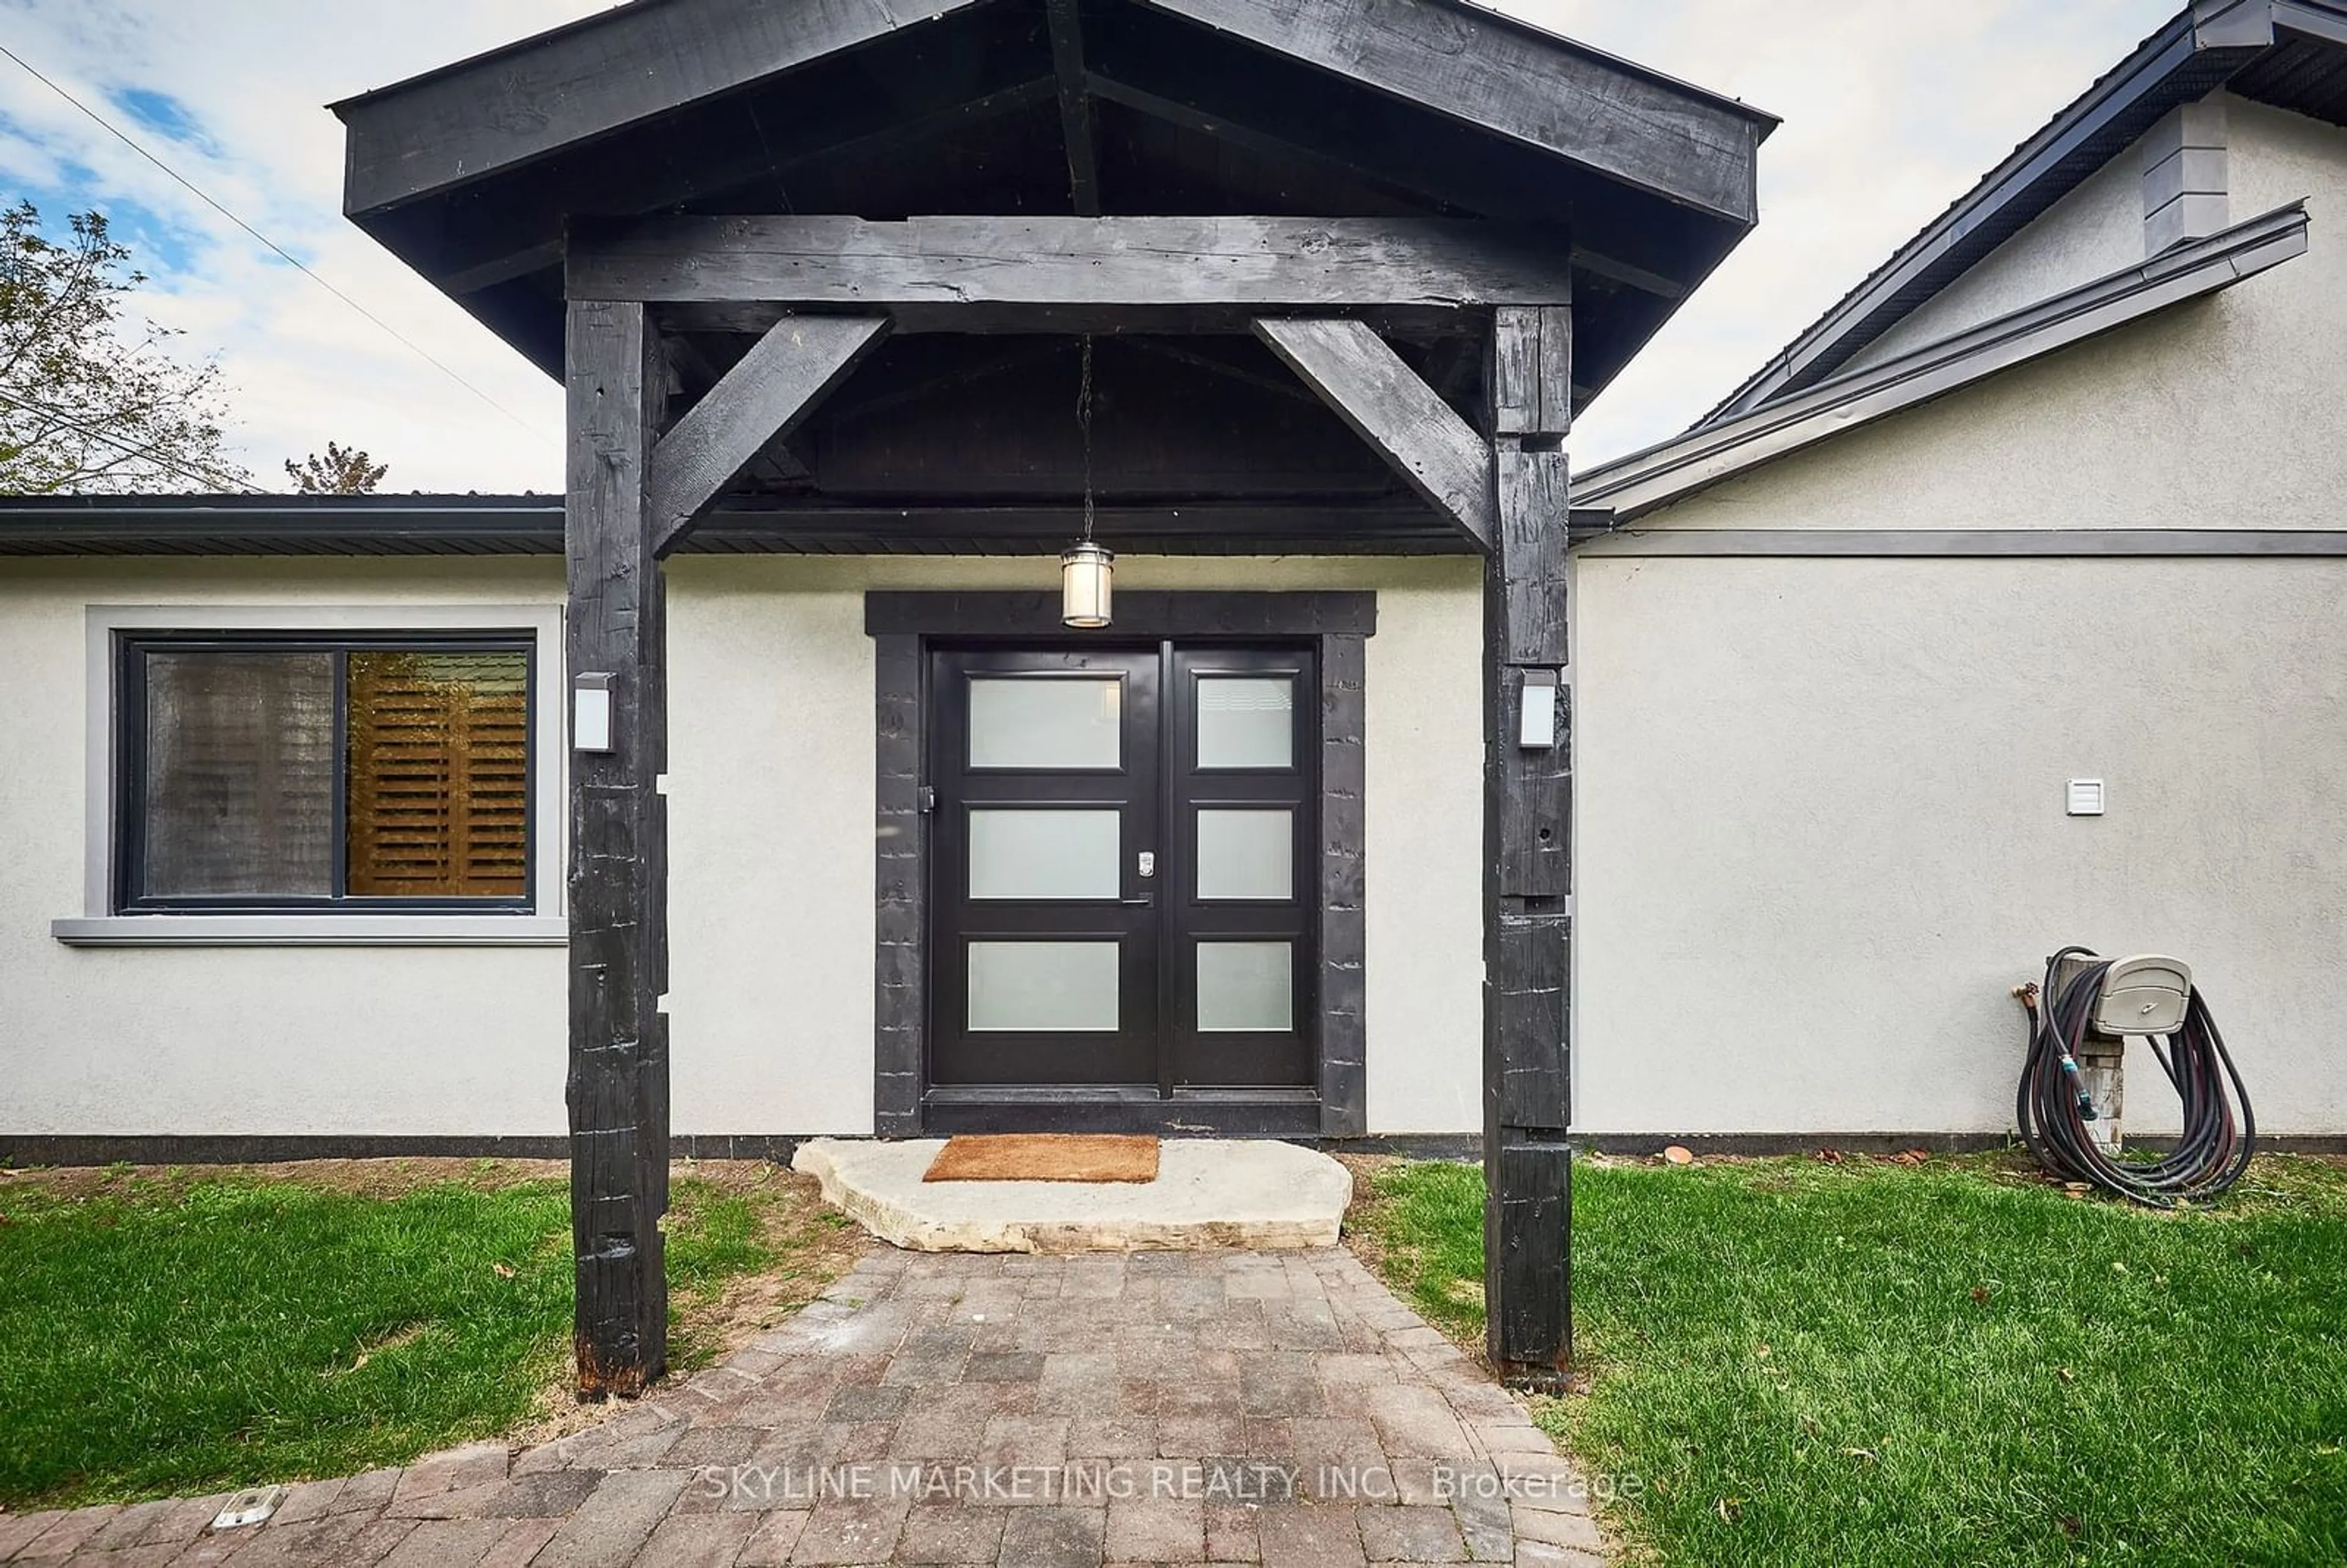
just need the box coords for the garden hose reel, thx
[2045,953,2192,1151]
[2013,947,2254,1206]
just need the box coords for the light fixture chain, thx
[1060,333,1112,629]
[1078,334,1096,542]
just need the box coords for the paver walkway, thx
[3,1250,1607,1567]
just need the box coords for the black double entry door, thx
[928,643,1316,1096]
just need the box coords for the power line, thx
[0,386,269,493]
[0,42,546,437]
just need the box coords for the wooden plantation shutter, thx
[345,650,530,898]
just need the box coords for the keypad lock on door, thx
[1137,851,1156,879]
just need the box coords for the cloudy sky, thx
[0,0,2178,493]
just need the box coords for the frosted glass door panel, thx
[1196,941,1293,1032]
[968,941,1120,1031]
[969,678,1121,769]
[1196,809,1292,901]
[969,809,1120,900]
[1196,678,1293,769]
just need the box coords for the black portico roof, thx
[332,0,1775,409]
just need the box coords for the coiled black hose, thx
[2015,946,2255,1206]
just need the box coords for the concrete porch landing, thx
[791,1139,1351,1253]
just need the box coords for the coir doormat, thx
[922,1134,1161,1184]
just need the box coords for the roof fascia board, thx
[0,499,1455,556]
[1576,202,2308,521]
[1422,0,1783,139]
[1129,0,1772,225]
[2198,0,2289,46]
[0,501,564,552]
[337,0,992,216]
[1578,527,2347,557]
[1706,1,2277,423]
[0,499,559,519]
[2272,0,2347,46]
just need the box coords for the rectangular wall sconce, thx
[575,672,614,753]
[1519,669,1560,750]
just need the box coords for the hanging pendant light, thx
[1062,539,1114,629]
[1063,334,1114,629]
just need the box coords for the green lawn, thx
[0,1163,854,1509]
[1356,1153,2347,1567]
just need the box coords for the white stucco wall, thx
[1574,555,2347,1137]
[0,559,571,1137]
[663,555,1486,1137]
[1573,98,2347,1137]
[0,554,1485,1138]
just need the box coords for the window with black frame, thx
[116,632,535,912]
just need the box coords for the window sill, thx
[51,915,568,948]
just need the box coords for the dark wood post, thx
[1483,303,1574,1384]
[564,298,671,1398]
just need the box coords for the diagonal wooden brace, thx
[647,313,891,556]
[1254,316,1496,552]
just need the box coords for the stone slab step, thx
[792,1137,1351,1252]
